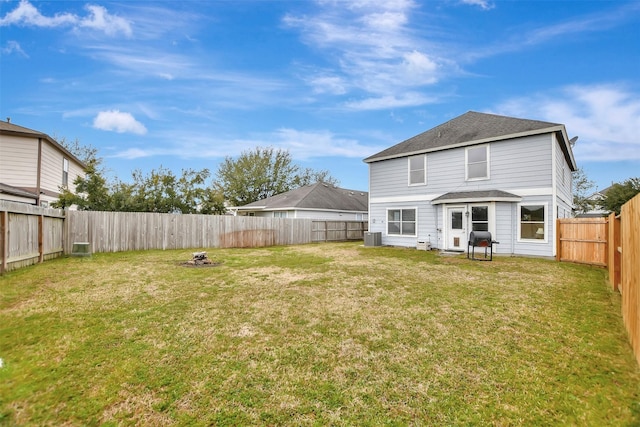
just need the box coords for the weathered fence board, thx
[556,217,608,267]
[620,194,640,366]
[0,201,65,273]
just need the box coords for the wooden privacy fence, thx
[556,217,608,267]
[557,194,640,366]
[619,194,640,366]
[1,201,367,273]
[0,201,65,273]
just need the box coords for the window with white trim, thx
[408,155,426,185]
[471,206,489,231]
[273,211,287,218]
[62,158,69,187]
[519,204,546,240]
[466,145,489,180]
[387,208,416,236]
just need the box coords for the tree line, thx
[53,143,337,214]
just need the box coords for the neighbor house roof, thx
[236,182,368,212]
[364,111,577,170]
[0,120,86,168]
[431,190,522,205]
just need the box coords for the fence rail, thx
[1,201,367,273]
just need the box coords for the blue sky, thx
[1,0,639,193]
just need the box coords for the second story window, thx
[62,158,69,187]
[466,145,489,180]
[408,154,426,185]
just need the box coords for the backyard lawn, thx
[1,242,639,425]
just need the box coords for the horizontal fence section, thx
[556,217,608,267]
[64,211,316,253]
[312,220,368,242]
[0,201,65,273]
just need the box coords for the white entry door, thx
[446,207,467,251]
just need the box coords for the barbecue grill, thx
[467,231,499,261]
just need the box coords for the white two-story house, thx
[364,111,577,257]
[0,119,86,207]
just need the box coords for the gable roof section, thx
[0,120,87,168]
[364,111,577,170]
[236,182,368,212]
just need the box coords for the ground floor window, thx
[387,208,416,236]
[519,204,545,240]
[471,206,489,231]
[273,211,288,218]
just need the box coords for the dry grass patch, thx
[1,242,639,425]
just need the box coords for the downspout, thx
[36,138,43,206]
[551,134,558,257]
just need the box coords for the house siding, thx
[368,132,565,257]
[0,135,38,187]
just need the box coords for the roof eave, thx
[364,125,566,163]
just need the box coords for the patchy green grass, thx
[1,243,638,426]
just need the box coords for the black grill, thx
[467,231,499,261]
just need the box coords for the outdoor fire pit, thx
[181,251,221,267]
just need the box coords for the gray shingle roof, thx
[237,182,368,212]
[364,111,567,163]
[431,190,521,205]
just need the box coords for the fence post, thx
[38,214,44,264]
[1,209,7,274]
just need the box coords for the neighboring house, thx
[233,182,369,221]
[364,111,577,257]
[0,119,86,207]
[576,186,612,218]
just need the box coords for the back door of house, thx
[446,207,467,251]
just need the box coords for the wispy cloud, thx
[460,0,495,11]
[1,40,28,57]
[283,0,453,110]
[493,83,640,161]
[93,110,147,135]
[0,0,132,37]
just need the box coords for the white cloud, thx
[0,0,132,37]
[1,40,28,57]
[93,110,147,135]
[460,0,495,10]
[493,84,640,162]
[284,1,450,110]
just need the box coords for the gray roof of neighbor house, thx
[364,111,577,170]
[236,182,368,212]
[0,119,86,168]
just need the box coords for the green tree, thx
[572,167,596,215]
[602,177,640,214]
[53,159,113,210]
[215,146,339,206]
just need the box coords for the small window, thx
[466,145,489,180]
[273,211,287,218]
[387,208,416,236]
[520,204,545,240]
[408,155,426,185]
[471,206,489,231]
[62,158,69,187]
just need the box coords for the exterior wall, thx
[0,134,38,187]
[246,209,367,221]
[554,134,574,219]
[1,133,84,206]
[368,133,563,256]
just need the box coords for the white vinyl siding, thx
[0,135,38,187]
